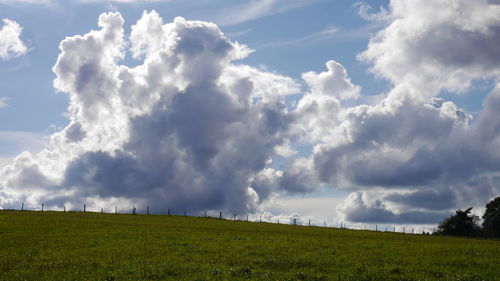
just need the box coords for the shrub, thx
[436,207,480,237]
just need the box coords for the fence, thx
[4,201,435,235]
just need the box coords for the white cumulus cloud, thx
[358,0,500,98]
[0,11,300,213]
[306,0,500,224]
[0,18,28,60]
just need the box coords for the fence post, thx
[42,203,44,212]
[147,206,150,215]
[219,211,222,219]
[21,202,24,211]
[308,220,311,227]
[84,204,86,213]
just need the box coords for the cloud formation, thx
[216,0,500,225]
[0,11,299,214]
[0,0,162,3]
[0,0,50,3]
[358,0,500,97]
[354,2,389,22]
[79,0,168,2]
[211,0,323,26]
[0,97,8,108]
[258,27,337,48]
[315,0,500,223]
[2,1,500,228]
[0,18,28,60]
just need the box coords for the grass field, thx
[0,210,499,281]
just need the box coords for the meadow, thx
[0,210,499,281]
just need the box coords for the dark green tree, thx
[482,197,500,238]
[436,207,480,237]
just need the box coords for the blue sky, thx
[1,0,499,230]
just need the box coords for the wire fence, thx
[2,202,436,235]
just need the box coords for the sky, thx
[0,0,499,231]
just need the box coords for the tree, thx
[482,197,500,238]
[436,207,480,237]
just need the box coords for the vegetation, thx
[1,210,499,281]
[436,197,500,238]
[436,207,481,237]
[483,197,500,238]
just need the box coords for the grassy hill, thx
[0,210,499,281]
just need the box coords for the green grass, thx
[0,211,499,280]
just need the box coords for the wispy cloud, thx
[258,26,338,48]
[0,97,8,108]
[1,0,321,27]
[0,130,47,157]
[353,2,390,22]
[0,0,168,3]
[212,0,324,26]
[0,0,51,3]
[77,0,170,3]
[225,28,253,39]
[258,21,386,49]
